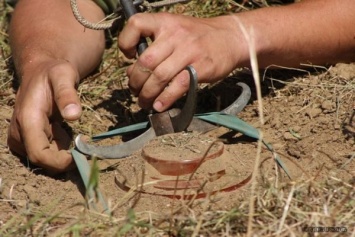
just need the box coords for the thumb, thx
[49,63,82,121]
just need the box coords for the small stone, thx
[317,117,328,126]
[332,134,339,141]
[270,116,281,129]
[321,100,333,111]
[283,132,299,141]
[306,108,322,118]
[16,200,27,208]
[272,143,284,150]
[17,168,28,177]
[309,76,319,85]
[283,119,291,126]
[22,184,39,203]
[329,63,355,80]
[292,126,301,133]
[287,148,301,159]
[334,123,341,130]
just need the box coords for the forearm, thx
[234,0,355,68]
[9,0,106,79]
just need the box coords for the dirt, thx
[0,63,354,225]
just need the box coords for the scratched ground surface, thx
[1,1,355,236]
[1,59,354,234]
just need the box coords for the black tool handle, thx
[120,0,148,55]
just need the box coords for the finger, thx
[118,13,161,58]
[7,81,53,158]
[136,47,194,109]
[21,111,73,173]
[153,70,190,112]
[136,63,184,109]
[51,121,72,151]
[35,149,73,175]
[153,55,221,112]
[7,113,27,157]
[49,63,82,121]
[127,38,174,97]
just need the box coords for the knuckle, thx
[138,53,156,70]
[117,35,130,53]
[56,151,73,171]
[127,14,141,28]
[26,152,41,166]
[152,67,169,84]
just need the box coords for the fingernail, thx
[153,101,163,112]
[63,104,80,119]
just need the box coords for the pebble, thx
[283,132,299,141]
[16,168,28,177]
[271,143,284,150]
[287,147,301,159]
[306,108,322,118]
[291,126,301,133]
[270,116,281,129]
[334,123,341,130]
[321,100,333,111]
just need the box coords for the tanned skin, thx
[118,0,355,111]
[8,0,105,174]
[8,0,355,174]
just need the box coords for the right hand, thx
[7,60,82,175]
[118,13,249,112]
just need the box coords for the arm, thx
[7,0,105,174]
[118,0,355,112]
[239,0,355,67]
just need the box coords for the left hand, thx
[7,60,81,174]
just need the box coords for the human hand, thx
[118,13,248,111]
[7,60,82,174]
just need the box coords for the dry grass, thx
[1,0,354,236]
[0,1,12,94]
[1,174,353,236]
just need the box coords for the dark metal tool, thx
[74,80,251,159]
[75,65,198,158]
[74,0,252,159]
[75,0,198,158]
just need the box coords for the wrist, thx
[217,14,261,69]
